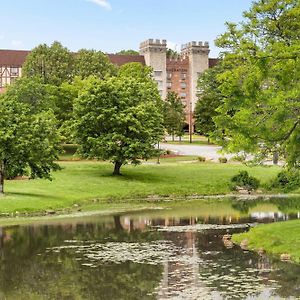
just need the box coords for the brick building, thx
[0,39,217,131]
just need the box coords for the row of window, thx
[0,67,19,76]
[153,71,187,80]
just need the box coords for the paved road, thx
[160,143,233,161]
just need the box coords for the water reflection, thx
[0,198,299,299]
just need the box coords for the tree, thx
[213,0,300,167]
[166,48,179,58]
[74,74,164,175]
[194,66,223,141]
[0,95,61,194]
[5,77,56,114]
[74,49,117,79]
[163,92,186,141]
[118,62,153,81]
[116,49,139,55]
[22,41,74,85]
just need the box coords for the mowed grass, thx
[0,159,281,213]
[232,220,300,263]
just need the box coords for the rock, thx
[258,248,265,256]
[280,253,291,261]
[222,234,232,241]
[46,210,56,215]
[240,239,249,250]
[223,239,234,249]
[73,204,79,208]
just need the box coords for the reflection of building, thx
[0,39,218,132]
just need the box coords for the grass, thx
[0,158,282,215]
[232,219,300,263]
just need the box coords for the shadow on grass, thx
[5,192,60,200]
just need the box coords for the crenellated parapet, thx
[139,39,167,54]
[181,41,210,56]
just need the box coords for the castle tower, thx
[181,41,210,111]
[139,39,167,98]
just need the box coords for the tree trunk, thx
[113,161,123,175]
[273,152,279,165]
[0,167,4,195]
[114,215,124,230]
[208,137,210,144]
[172,134,175,142]
[179,136,182,142]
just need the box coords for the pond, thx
[0,197,300,299]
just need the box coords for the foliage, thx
[22,41,74,85]
[74,49,117,79]
[270,168,300,192]
[218,157,228,164]
[213,0,300,167]
[163,92,186,139]
[118,62,153,80]
[0,95,61,193]
[194,66,223,137]
[230,170,260,191]
[74,73,164,175]
[166,48,179,58]
[116,49,139,55]
[197,156,206,162]
[5,77,56,113]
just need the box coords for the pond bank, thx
[232,219,300,264]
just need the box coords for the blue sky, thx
[0,0,253,57]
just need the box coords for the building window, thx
[167,72,172,79]
[159,90,163,96]
[154,70,162,77]
[10,67,19,76]
[181,82,186,89]
[181,72,187,80]
[167,82,172,88]
[180,92,186,98]
[156,80,163,89]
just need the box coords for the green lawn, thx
[232,220,300,263]
[0,159,283,214]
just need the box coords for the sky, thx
[0,0,254,58]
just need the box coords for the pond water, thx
[0,197,300,299]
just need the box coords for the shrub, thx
[230,171,260,191]
[219,157,228,163]
[230,155,246,162]
[270,168,300,192]
[197,156,206,162]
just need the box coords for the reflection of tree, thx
[0,218,163,299]
[270,197,300,214]
[231,199,260,214]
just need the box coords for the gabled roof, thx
[107,54,145,66]
[0,49,145,67]
[0,50,30,66]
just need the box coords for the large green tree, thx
[194,66,223,141]
[74,49,117,79]
[116,49,139,55]
[74,73,164,175]
[213,0,300,166]
[163,92,186,141]
[22,41,74,85]
[0,95,61,194]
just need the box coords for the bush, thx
[219,157,228,163]
[270,168,300,192]
[197,156,206,162]
[230,155,246,162]
[230,171,260,191]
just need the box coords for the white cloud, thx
[86,0,112,10]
